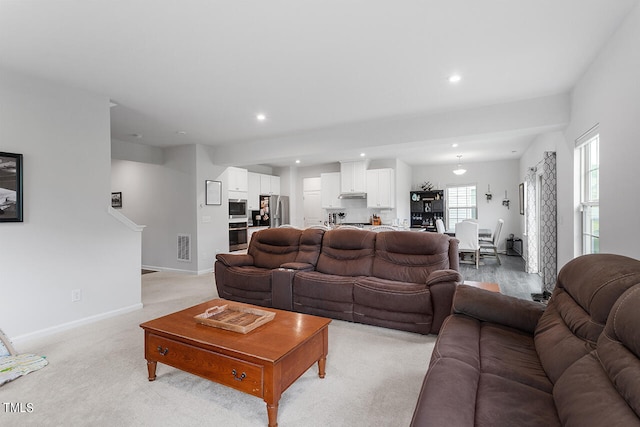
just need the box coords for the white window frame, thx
[446,184,477,228]
[577,126,599,255]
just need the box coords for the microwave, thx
[229,199,247,218]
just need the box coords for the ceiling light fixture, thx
[452,143,459,148]
[295,159,301,164]
[256,113,266,122]
[453,155,466,175]
[360,152,366,157]
[448,74,462,84]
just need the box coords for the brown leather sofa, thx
[411,253,640,426]
[215,227,461,334]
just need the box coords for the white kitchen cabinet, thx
[259,174,280,195]
[247,172,260,210]
[340,160,368,193]
[321,172,343,208]
[227,167,248,192]
[366,168,395,208]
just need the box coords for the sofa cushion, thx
[433,314,552,394]
[315,229,375,276]
[353,277,434,334]
[249,227,302,269]
[372,231,455,283]
[292,270,355,321]
[535,254,640,383]
[553,285,640,426]
[294,227,325,266]
[215,264,273,306]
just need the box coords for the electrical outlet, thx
[71,289,82,302]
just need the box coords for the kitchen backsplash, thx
[325,199,395,224]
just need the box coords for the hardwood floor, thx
[458,253,543,300]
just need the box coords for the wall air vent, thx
[177,234,191,262]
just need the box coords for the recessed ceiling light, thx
[256,113,267,122]
[452,143,459,148]
[448,74,462,84]
[360,153,366,157]
[295,159,301,164]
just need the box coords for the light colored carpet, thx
[2,271,434,426]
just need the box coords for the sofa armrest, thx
[427,269,462,334]
[453,284,546,334]
[426,269,462,285]
[280,262,315,271]
[215,253,254,267]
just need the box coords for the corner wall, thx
[0,67,142,341]
[563,2,640,264]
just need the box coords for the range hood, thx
[338,192,367,199]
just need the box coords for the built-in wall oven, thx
[228,221,248,251]
[229,198,248,218]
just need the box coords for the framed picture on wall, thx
[205,180,222,205]
[519,183,525,215]
[112,192,123,208]
[0,152,23,223]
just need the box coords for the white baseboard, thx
[12,303,143,345]
[143,265,213,275]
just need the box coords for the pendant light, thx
[453,155,466,175]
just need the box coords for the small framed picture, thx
[111,192,123,208]
[0,152,23,223]
[205,180,222,205]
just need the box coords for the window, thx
[446,184,477,227]
[578,131,599,254]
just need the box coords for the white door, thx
[303,190,323,227]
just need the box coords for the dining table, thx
[445,228,492,239]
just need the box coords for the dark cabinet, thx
[410,190,445,231]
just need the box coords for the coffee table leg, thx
[266,402,278,427]
[147,360,157,381]
[318,356,327,379]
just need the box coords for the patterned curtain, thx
[540,152,557,293]
[525,168,538,274]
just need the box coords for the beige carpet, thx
[2,271,435,426]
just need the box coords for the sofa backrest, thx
[372,231,459,283]
[315,228,376,276]
[294,227,326,267]
[248,227,302,269]
[553,284,640,425]
[534,254,640,383]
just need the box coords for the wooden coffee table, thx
[140,299,331,427]
[463,280,500,293]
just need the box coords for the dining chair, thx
[455,220,480,269]
[480,219,503,265]
[435,218,445,234]
[479,218,503,243]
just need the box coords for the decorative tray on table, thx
[194,304,275,334]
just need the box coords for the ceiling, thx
[1,0,637,168]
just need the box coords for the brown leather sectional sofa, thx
[215,227,461,334]
[411,253,640,426]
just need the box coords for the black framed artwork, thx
[111,192,123,208]
[0,152,23,222]
[206,180,222,205]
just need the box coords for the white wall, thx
[111,145,198,272]
[562,2,640,264]
[411,159,521,252]
[0,67,142,341]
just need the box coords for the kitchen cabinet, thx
[321,172,343,208]
[366,168,395,208]
[248,172,260,210]
[227,167,248,192]
[340,160,368,193]
[260,174,280,195]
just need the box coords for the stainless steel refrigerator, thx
[258,195,290,227]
